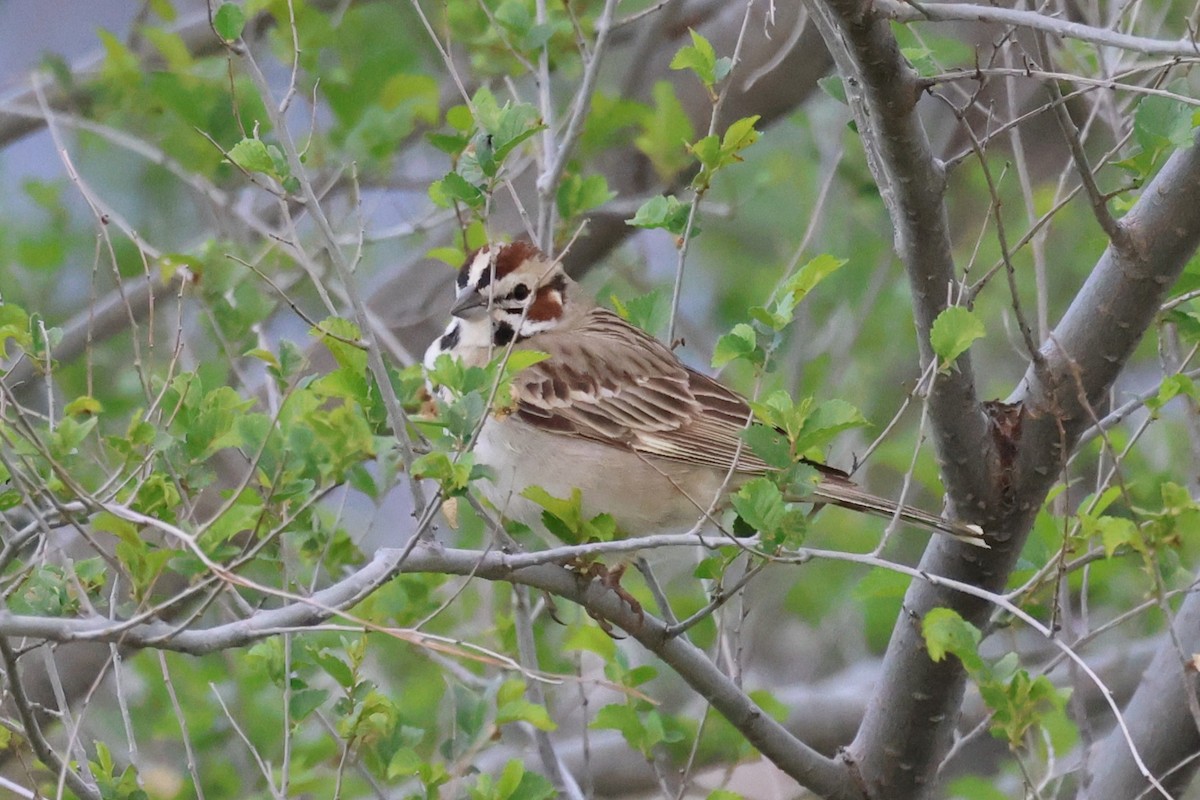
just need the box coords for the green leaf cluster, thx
[429,88,544,215]
[923,608,1075,751]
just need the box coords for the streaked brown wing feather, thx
[511,308,771,473]
[506,308,988,545]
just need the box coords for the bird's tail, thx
[807,475,988,547]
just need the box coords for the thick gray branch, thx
[809,0,996,518]
[1012,131,1200,490]
[0,544,857,799]
[1040,139,1200,799]
[1084,589,1200,799]
[810,1,1001,794]
[812,0,1200,794]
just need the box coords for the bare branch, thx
[875,0,1200,59]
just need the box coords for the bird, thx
[423,240,986,548]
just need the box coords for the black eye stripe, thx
[455,247,494,290]
[438,323,461,352]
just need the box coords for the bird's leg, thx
[596,562,643,622]
[565,558,644,629]
[544,591,567,625]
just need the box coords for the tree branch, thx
[807,0,996,519]
[1085,587,1200,799]
[874,0,1200,59]
[0,541,856,797]
[810,0,1200,795]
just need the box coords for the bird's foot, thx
[567,558,644,632]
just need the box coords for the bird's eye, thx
[511,284,530,301]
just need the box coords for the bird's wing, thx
[510,308,772,473]
[507,309,989,545]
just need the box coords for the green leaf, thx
[185,386,253,459]
[922,607,985,672]
[721,115,760,157]
[593,704,662,755]
[930,306,985,368]
[627,194,691,236]
[315,649,356,689]
[213,3,246,41]
[783,254,847,306]
[497,698,557,731]
[556,173,616,220]
[712,323,759,368]
[634,82,696,178]
[793,399,868,454]
[741,424,792,469]
[564,624,618,660]
[519,485,616,542]
[412,451,475,495]
[609,289,669,335]
[431,171,486,210]
[1134,81,1196,153]
[227,138,276,175]
[947,775,1011,800]
[502,350,551,375]
[290,688,330,722]
[51,416,98,457]
[691,115,760,189]
[818,74,847,104]
[203,491,264,545]
[1093,515,1140,557]
[730,477,787,536]
[494,0,532,32]
[670,29,720,89]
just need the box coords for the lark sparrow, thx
[423,241,986,547]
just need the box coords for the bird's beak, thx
[450,290,487,318]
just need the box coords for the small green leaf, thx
[520,485,611,543]
[494,0,532,35]
[670,29,719,88]
[610,289,668,335]
[290,688,329,722]
[741,424,792,469]
[730,477,787,536]
[64,396,103,417]
[627,194,691,236]
[497,698,557,731]
[922,607,985,672]
[782,254,847,306]
[634,82,696,178]
[712,323,759,368]
[431,172,485,210]
[314,649,356,689]
[818,74,847,104]
[427,246,466,267]
[1134,80,1196,152]
[556,173,616,220]
[227,138,275,175]
[1093,515,1140,557]
[930,306,985,368]
[720,115,760,157]
[564,624,618,660]
[793,399,868,454]
[213,3,246,41]
[501,350,551,375]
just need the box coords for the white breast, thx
[473,415,742,537]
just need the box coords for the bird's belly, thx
[473,417,738,537]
